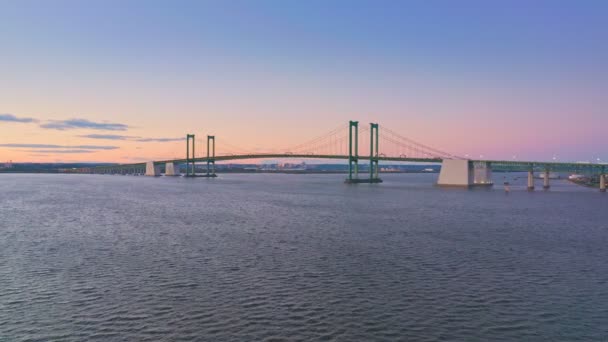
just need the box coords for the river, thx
[1,173,607,341]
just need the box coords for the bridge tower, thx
[347,120,359,182]
[206,135,217,177]
[369,123,382,183]
[186,134,195,177]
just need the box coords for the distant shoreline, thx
[568,179,600,189]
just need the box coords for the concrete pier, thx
[145,161,161,176]
[543,170,550,189]
[473,161,492,185]
[527,170,535,190]
[600,174,606,192]
[437,159,474,187]
[437,159,494,187]
[165,162,179,176]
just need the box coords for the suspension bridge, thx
[81,120,608,191]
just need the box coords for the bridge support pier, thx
[473,161,492,185]
[543,170,550,189]
[165,162,179,176]
[145,161,161,176]
[527,170,535,190]
[600,174,606,192]
[437,159,473,187]
[437,160,493,187]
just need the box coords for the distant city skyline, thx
[1,0,607,163]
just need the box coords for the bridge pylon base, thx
[344,178,383,184]
[437,159,473,187]
[164,162,180,176]
[145,161,161,177]
[184,174,218,178]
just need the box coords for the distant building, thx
[279,161,307,170]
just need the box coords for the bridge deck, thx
[87,154,606,173]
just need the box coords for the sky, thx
[1,0,607,163]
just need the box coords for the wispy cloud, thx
[0,143,118,150]
[26,149,98,154]
[79,134,136,140]
[135,137,183,142]
[40,118,129,131]
[79,134,182,142]
[73,145,120,150]
[0,113,38,123]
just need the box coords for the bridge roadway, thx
[90,154,606,173]
[482,159,607,172]
[94,154,443,171]
[87,154,607,191]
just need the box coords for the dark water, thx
[1,173,607,341]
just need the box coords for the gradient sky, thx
[1,0,607,163]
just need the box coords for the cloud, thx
[135,137,183,142]
[0,143,118,150]
[26,149,98,154]
[0,113,38,123]
[74,145,120,150]
[79,134,183,142]
[2,143,64,148]
[79,134,136,140]
[40,118,129,131]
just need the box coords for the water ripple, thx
[1,173,607,341]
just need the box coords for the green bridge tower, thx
[206,135,217,177]
[347,120,359,182]
[186,134,195,177]
[346,120,382,184]
[369,123,381,183]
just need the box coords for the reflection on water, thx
[1,173,607,341]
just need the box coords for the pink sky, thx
[1,1,606,163]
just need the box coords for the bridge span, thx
[80,120,607,192]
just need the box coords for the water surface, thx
[1,173,607,341]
